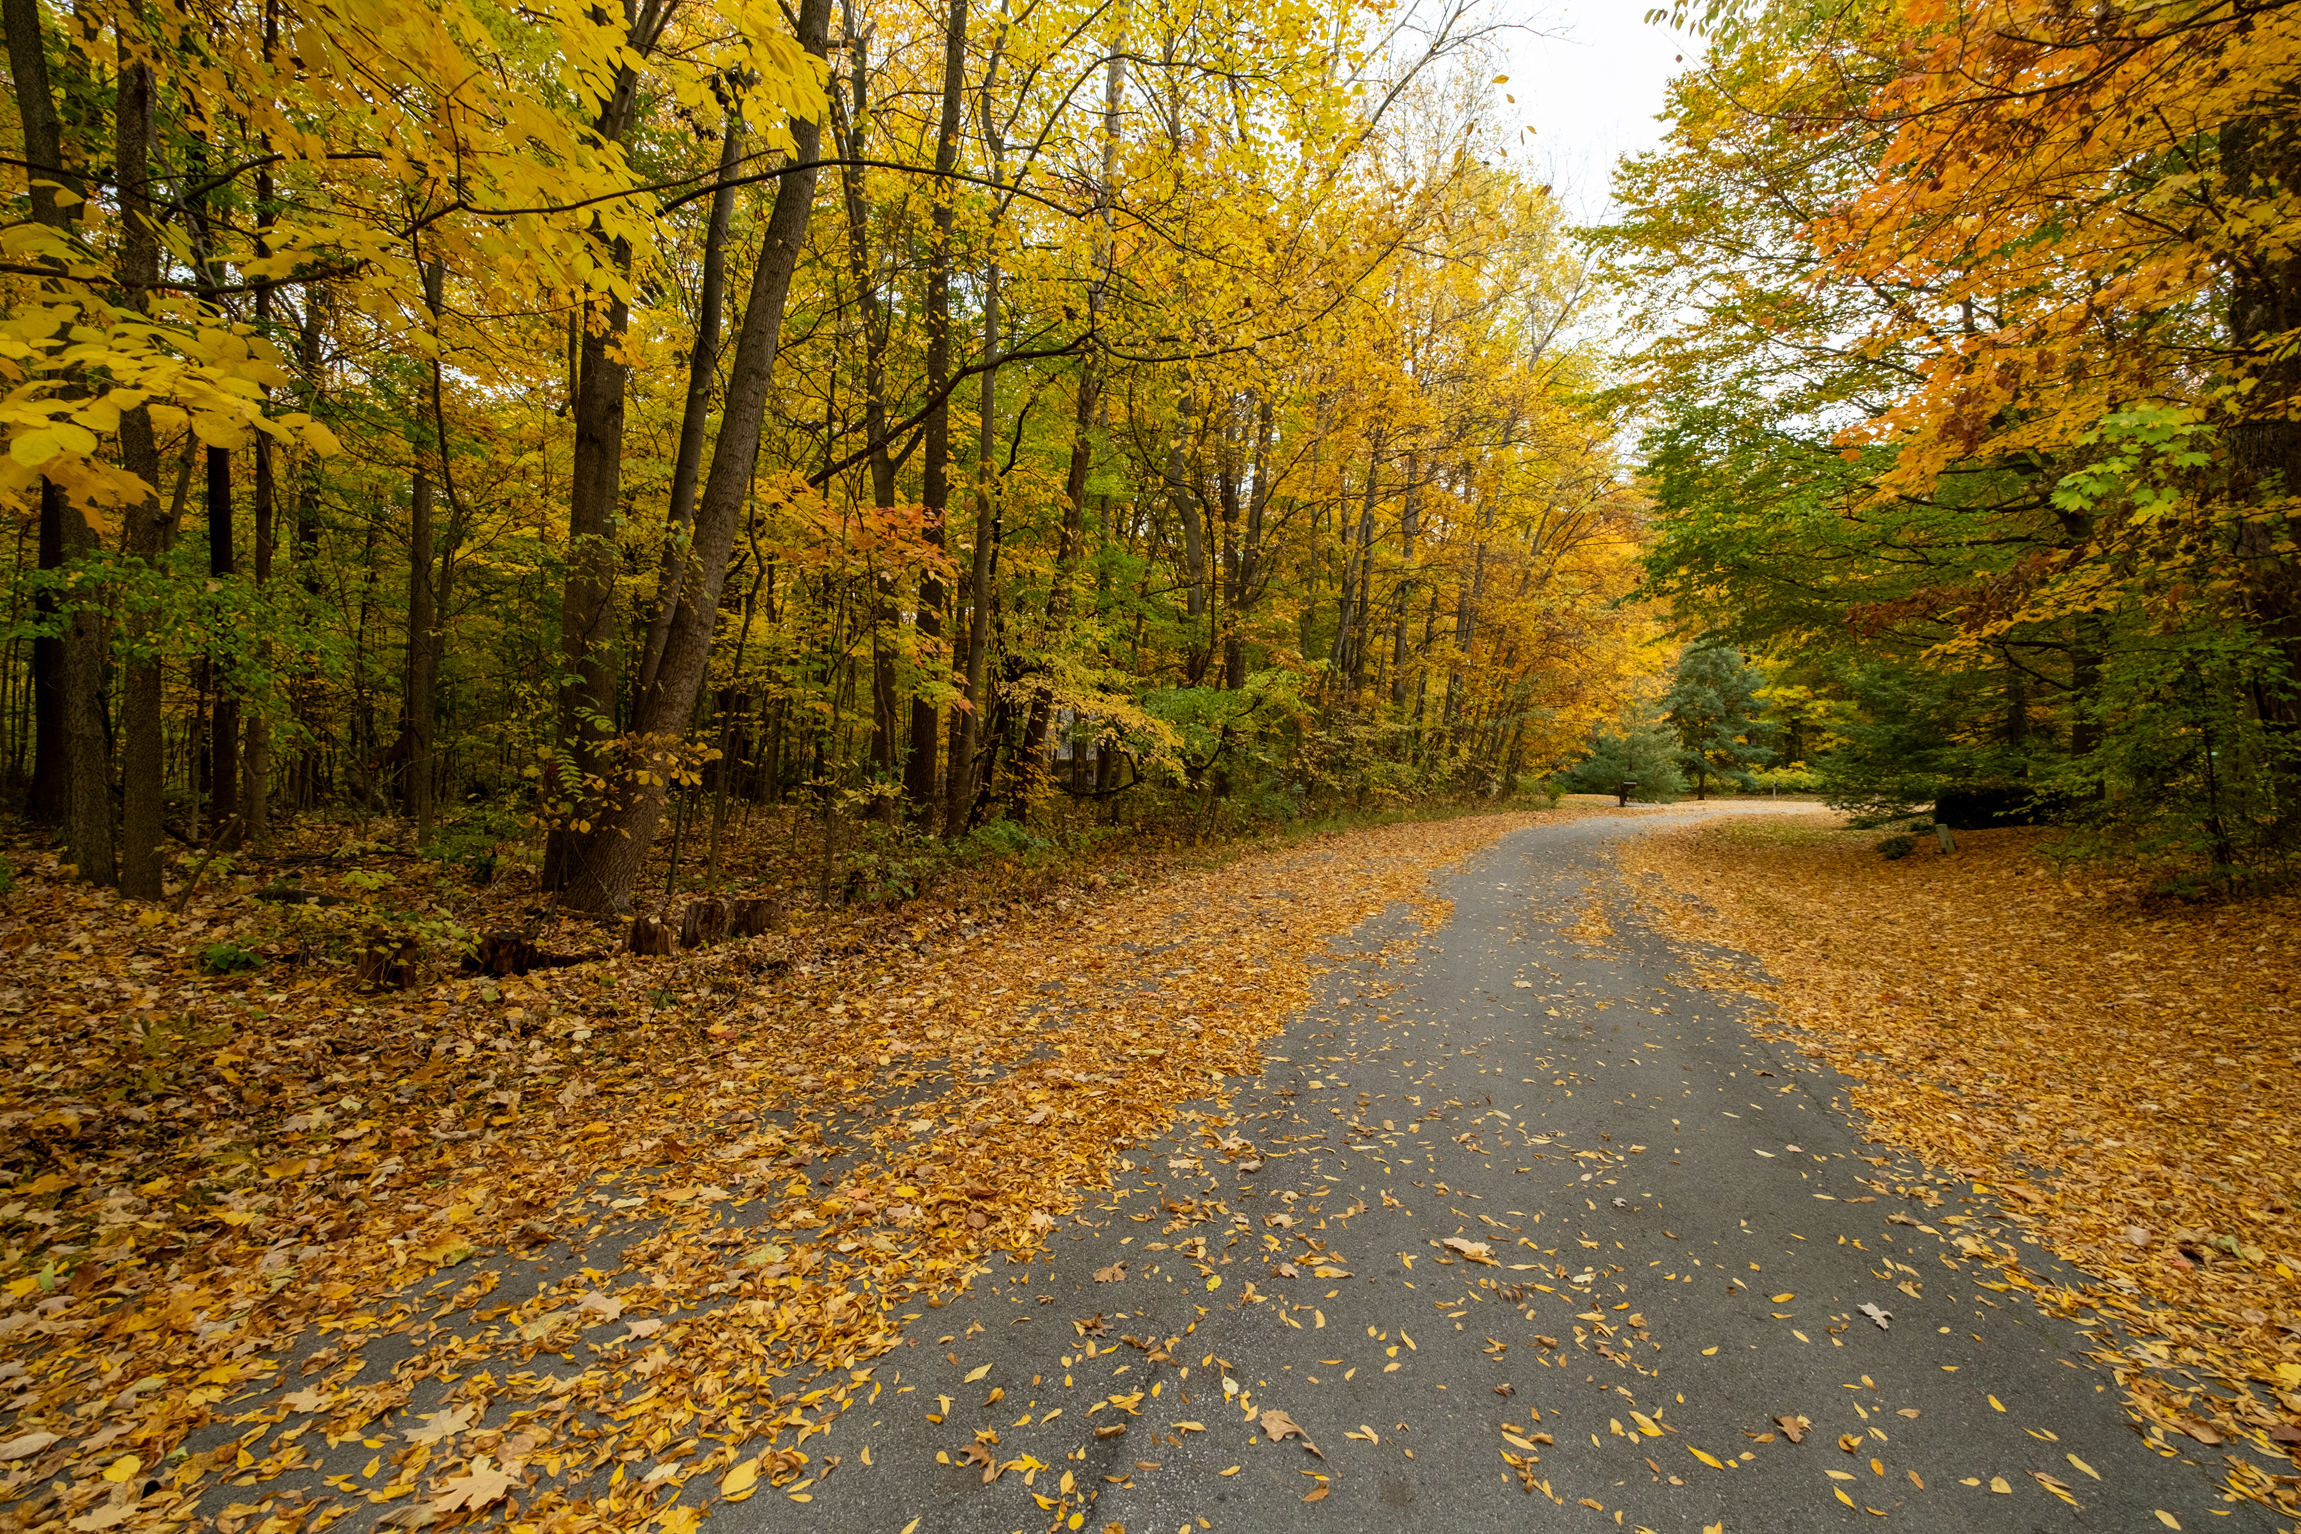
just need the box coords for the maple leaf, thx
[403,1406,472,1445]
[1092,1261,1128,1283]
[430,1455,516,1513]
[957,1442,1001,1483]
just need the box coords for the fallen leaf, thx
[1774,1415,1808,1444]
[431,1456,516,1513]
[404,1407,473,1446]
[1093,1262,1128,1283]
[1442,1237,1497,1264]
[0,1433,59,1461]
[1858,1302,1892,1330]
[1259,1409,1322,1457]
[1302,1484,1329,1501]
[1989,1476,2012,1494]
[1838,1433,1862,1453]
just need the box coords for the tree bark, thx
[116,38,166,895]
[1016,46,1122,809]
[404,467,436,836]
[636,108,745,712]
[542,1,676,887]
[907,0,970,823]
[207,445,240,844]
[945,20,1011,838]
[557,0,835,913]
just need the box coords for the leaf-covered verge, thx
[0,807,1582,1534]
[1616,813,2301,1518]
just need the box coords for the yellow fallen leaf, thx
[1770,1293,1794,1302]
[1629,1411,1661,1437]
[1688,1447,1725,1469]
[1835,1487,1856,1508]
[965,1363,992,1382]
[1220,1465,1240,1477]
[2155,1515,2181,1530]
[721,1459,758,1497]
[1987,1395,2005,1412]
[1990,1476,2012,1494]
[2065,1453,2098,1481]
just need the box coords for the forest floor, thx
[2,799,2295,1534]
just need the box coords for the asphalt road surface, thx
[726,805,2279,1534]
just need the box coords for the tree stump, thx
[732,896,784,937]
[629,915,674,956]
[477,928,536,976]
[355,928,421,990]
[680,899,728,949]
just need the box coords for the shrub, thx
[200,942,263,975]
[1875,835,1916,861]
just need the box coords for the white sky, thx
[1492,0,1699,222]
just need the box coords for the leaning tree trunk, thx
[557,0,835,914]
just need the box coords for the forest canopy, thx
[1607,0,2301,874]
[0,0,1658,914]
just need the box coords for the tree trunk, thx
[557,0,835,913]
[907,0,970,824]
[52,483,115,883]
[206,446,240,845]
[541,4,673,884]
[116,42,166,894]
[636,110,744,712]
[946,19,1011,838]
[404,467,436,837]
[1016,46,1123,810]
[544,260,628,884]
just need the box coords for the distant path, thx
[735,803,2274,1533]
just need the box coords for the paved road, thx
[741,806,2279,1534]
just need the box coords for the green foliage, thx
[1662,642,1773,797]
[1558,710,1686,802]
[200,942,263,976]
[1875,835,1916,861]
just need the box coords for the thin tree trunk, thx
[116,36,166,895]
[558,0,835,913]
[206,446,239,845]
[404,467,436,837]
[1017,44,1122,809]
[945,18,1011,838]
[907,0,970,824]
[637,109,744,711]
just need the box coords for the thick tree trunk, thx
[557,0,835,913]
[544,264,628,885]
[541,4,672,884]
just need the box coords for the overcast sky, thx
[1492,1,1699,223]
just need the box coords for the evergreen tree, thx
[1663,643,1773,799]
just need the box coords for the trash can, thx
[1617,781,1637,807]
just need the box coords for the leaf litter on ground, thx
[0,807,1576,1531]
